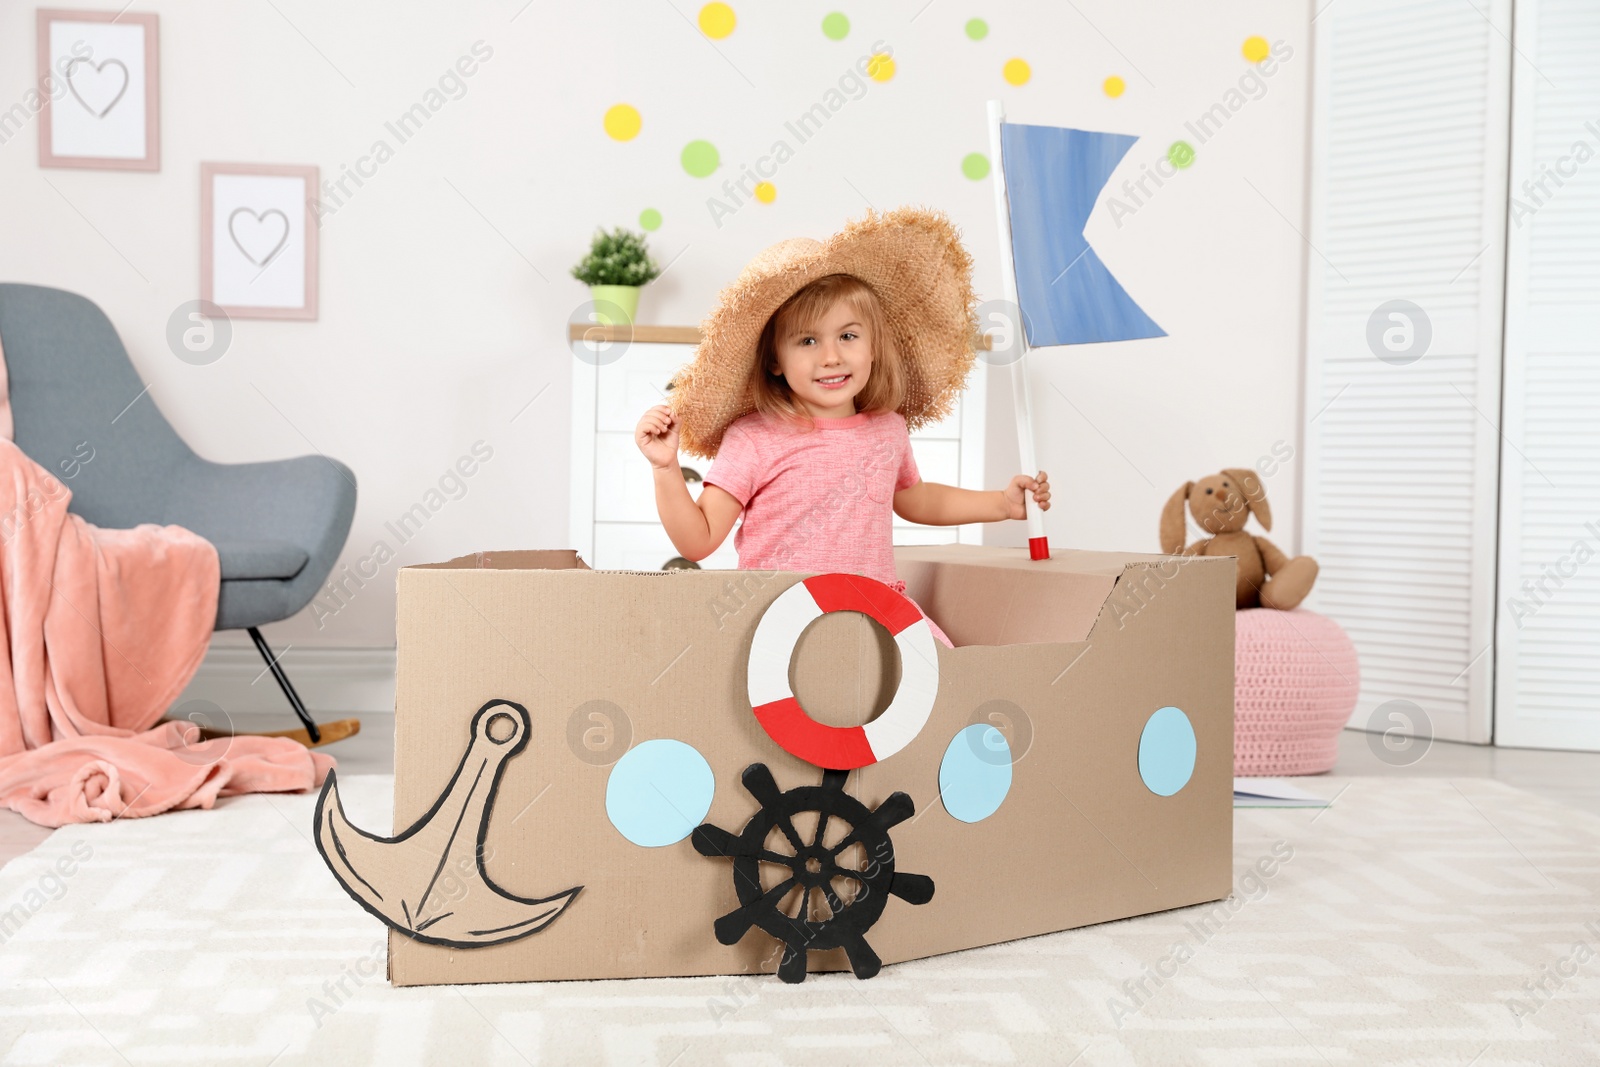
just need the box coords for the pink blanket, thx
[0,368,332,826]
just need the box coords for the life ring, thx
[747,573,940,770]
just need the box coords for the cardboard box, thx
[374,543,1234,986]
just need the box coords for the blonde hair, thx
[747,273,905,429]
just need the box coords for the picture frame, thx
[200,163,320,321]
[37,8,160,171]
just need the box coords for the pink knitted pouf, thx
[1234,608,1360,776]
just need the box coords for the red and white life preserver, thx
[747,573,940,770]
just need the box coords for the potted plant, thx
[570,227,661,326]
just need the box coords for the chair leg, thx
[247,627,322,744]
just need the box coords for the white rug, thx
[1,776,1597,1066]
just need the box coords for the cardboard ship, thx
[315,543,1236,987]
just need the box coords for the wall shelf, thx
[567,324,996,350]
[568,330,989,570]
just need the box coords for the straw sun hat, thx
[669,205,979,458]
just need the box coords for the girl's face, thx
[768,298,873,419]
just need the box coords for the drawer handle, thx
[664,556,700,570]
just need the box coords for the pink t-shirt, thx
[704,409,920,587]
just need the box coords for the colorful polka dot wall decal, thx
[603,104,641,142]
[638,208,662,231]
[754,181,776,203]
[605,739,716,846]
[965,18,988,40]
[961,152,990,180]
[1002,58,1031,86]
[868,52,895,82]
[1103,75,1125,98]
[681,139,720,177]
[1243,35,1270,63]
[822,11,849,40]
[698,2,736,39]
[1167,140,1196,169]
[1137,706,1196,797]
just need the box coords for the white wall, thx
[0,1,1310,677]
[981,11,1311,557]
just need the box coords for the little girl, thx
[634,211,1050,647]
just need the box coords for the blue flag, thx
[1001,122,1166,347]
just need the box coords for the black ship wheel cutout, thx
[692,763,935,983]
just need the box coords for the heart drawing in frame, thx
[65,57,130,119]
[228,208,291,268]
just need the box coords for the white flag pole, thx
[986,99,1050,561]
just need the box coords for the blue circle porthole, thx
[1137,706,1196,797]
[604,739,715,846]
[939,724,1014,823]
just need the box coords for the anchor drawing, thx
[314,698,582,948]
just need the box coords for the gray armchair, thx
[0,283,356,742]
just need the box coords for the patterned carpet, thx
[1,775,1597,1066]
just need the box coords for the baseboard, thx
[174,645,397,717]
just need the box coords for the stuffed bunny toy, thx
[1160,469,1318,610]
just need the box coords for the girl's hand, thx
[636,404,680,470]
[1002,471,1050,519]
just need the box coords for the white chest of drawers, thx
[569,326,988,572]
